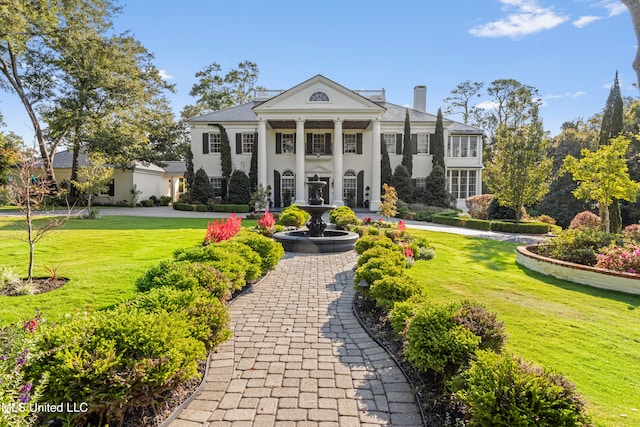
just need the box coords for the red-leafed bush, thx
[466,194,493,220]
[569,211,601,230]
[204,213,242,244]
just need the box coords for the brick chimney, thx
[413,85,427,112]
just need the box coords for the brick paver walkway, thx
[168,251,423,427]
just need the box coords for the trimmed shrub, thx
[623,223,640,243]
[433,214,492,231]
[277,204,310,228]
[487,197,523,220]
[453,350,592,427]
[370,274,422,310]
[356,246,403,268]
[173,202,194,211]
[213,203,250,213]
[29,307,205,426]
[466,194,493,220]
[232,231,284,271]
[141,199,154,207]
[537,228,620,266]
[191,167,215,204]
[135,259,232,301]
[127,287,232,351]
[453,301,507,353]
[216,240,263,282]
[173,246,250,291]
[329,206,360,228]
[354,234,396,255]
[353,257,404,288]
[569,211,601,230]
[404,302,481,380]
[489,221,550,234]
[227,170,251,204]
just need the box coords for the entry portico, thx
[189,75,484,211]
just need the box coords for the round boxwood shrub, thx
[173,245,252,291]
[277,204,310,228]
[357,245,404,268]
[370,274,422,310]
[453,350,592,427]
[128,287,232,350]
[216,240,263,282]
[329,206,360,228]
[232,231,285,271]
[354,234,396,255]
[454,301,507,353]
[353,256,404,289]
[135,259,232,301]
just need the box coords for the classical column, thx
[370,119,381,211]
[257,118,267,189]
[332,118,344,206]
[294,118,306,204]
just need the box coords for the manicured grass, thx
[0,216,257,324]
[407,230,640,427]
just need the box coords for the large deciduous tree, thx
[564,135,640,233]
[486,104,552,223]
[0,0,117,188]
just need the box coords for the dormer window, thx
[309,91,330,102]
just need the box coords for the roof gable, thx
[253,75,385,114]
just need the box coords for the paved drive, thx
[167,251,423,427]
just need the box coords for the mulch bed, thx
[0,277,68,296]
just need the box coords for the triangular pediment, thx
[253,75,385,116]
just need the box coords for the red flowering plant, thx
[402,242,415,268]
[257,209,276,237]
[362,217,373,225]
[204,213,242,245]
[0,311,48,427]
[596,244,640,274]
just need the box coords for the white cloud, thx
[600,0,628,17]
[476,100,499,110]
[544,91,587,100]
[158,69,174,80]
[469,0,568,39]
[573,15,601,28]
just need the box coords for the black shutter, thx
[396,134,402,155]
[325,133,332,155]
[411,134,418,154]
[306,133,312,155]
[356,133,363,154]
[108,179,115,197]
[381,135,385,154]
[357,170,364,207]
[276,133,282,154]
[412,178,417,189]
[293,133,296,154]
[202,133,209,154]
[254,132,258,150]
[273,170,281,207]
[430,134,435,154]
[236,133,242,154]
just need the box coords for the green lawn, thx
[407,230,640,427]
[0,216,256,324]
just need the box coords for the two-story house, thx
[188,75,483,211]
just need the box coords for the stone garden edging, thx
[516,245,640,295]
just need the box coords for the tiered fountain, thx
[273,175,359,253]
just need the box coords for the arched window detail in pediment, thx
[309,91,330,102]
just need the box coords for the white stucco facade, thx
[188,75,484,211]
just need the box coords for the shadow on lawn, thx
[516,264,640,310]
[461,237,520,272]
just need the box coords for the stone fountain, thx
[273,175,359,253]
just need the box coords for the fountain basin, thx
[273,229,359,253]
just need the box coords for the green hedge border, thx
[432,213,549,234]
[173,203,250,213]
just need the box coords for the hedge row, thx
[24,228,284,426]
[356,223,592,425]
[173,202,250,213]
[433,213,550,234]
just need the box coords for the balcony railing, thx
[253,89,285,101]
[354,89,385,101]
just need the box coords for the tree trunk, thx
[602,204,611,233]
[71,142,81,199]
[26,204,34,281]
[621,1,640,87]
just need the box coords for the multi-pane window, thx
[448,135,479,157]
[383,133,396,154]
[417,134,429,154]
[343,170,357,201]
[344,134,356,154]
[282,133,295,154]
[415,178,427,189]
[309,91,330,102]
[208,133,221,153]
[209,177,224,197]
[281,170,295,206]
[242,133,254,154]
[312,134,325,155]
[447,170,478,199]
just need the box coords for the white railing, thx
[253,89,285,101]
[354,89,385,101]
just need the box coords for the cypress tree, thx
[227,170,251,204]
[381,137,392,194]
[424,165,452,208]
[599,72,624,233]
[216,124,232,198]
[184,148,195,192]
[402,109,413,176]
[432,108,445,169]
[391,164,413,203]
[191,167,215,204]
[249,140,258,193]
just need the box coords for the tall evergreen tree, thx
[191,167,215,204]
[215,124,232,198]
[249,139,258,193]
[402,109,413,176]
[598,72,625,233]
[391,164,413,203]
[432,109,445,169]
[381,138,392,193]
[424,165,452,208]
[227,170,251,204]
[184,148,195,192]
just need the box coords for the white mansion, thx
[188,75,484,211]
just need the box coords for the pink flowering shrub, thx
[569,211,601,230]
[623,224,640,243]
[257,210,276,236]
[596,244,640,273]
[204,213,242,244]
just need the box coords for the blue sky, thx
[0,0,635,144]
